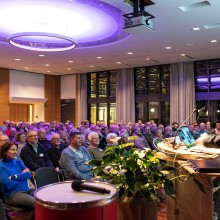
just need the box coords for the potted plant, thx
[89,140,177,220]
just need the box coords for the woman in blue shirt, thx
[0,142,35,212]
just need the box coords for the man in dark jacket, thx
[20,130,54,171]
[47,133,67,168]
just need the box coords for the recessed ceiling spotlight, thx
[67,67,72,70]
[24,67,29,69]
[14,58,21,61]
[179,1,211,12]
[39,54,45,57]
[68,60,74,63]
[181,54,186,56]
[146,58,150,61]
[47,70,51,73]
[45,64,50,66]
[90,65,95,67]
[127,52,133,55]
[191,27,200,31]
[116,62,122,64]
[165,47,171,50]
[96,57,102,59]
[185,43,194,47]
[211,40,217,43]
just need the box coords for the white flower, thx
[137,151,145,158]
[104,165,113,174]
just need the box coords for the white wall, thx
[9,70,45,122]
[10,70,44,98]
[61,75,76,99]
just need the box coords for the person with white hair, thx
[106,133,119,146]
[87,132,104,160]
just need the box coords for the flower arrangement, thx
[89,140,177,202]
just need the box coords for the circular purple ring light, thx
[8,32,77,52]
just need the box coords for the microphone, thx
[181,108,197,125]
[172,108,197,149]
[71,180,111,194]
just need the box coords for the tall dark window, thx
[87,71,116,125]
[135,65,170,124]
[194,59,220,122]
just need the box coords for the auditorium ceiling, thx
[0,0,220,75]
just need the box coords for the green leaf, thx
[125,169,135,194]
[88,159,102,166]
[126,158,139,171]
[193,177,206,194]
[160,164,176,171]
[104,147,114,156]
[164,179,176,199]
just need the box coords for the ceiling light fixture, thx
[8,32,77,52]
[1,0,129,51]
[96,57,102,59]
[127,52,133,55]
[14,58,21,61]
[165,46,171,49]
[39,54,45,57]
[68,60,73,63]
[211,40,217,43]
[191,27,200,31]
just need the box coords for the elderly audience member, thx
[0,142,35,220]
[106,133,119,146]
[132,124,150,149]
[15,132,26,156]
[0,135,9,149]
[47,133,66,168]
[38,128,51,150]
[60,130,93,180]
[20,130,54,171]
[87,132,104,160]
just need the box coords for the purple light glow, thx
[8,32,77,51]
[197,77,220,84]
[0,0,129,50]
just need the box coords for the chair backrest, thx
[34,167,60,188]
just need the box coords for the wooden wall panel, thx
[0,68,9,123]
[9,104,29,122]
[45,75,61,122]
